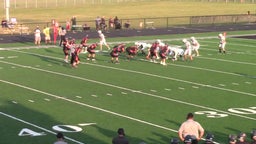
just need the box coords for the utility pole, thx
[5,0,10,22]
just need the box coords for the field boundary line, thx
[0,112,84,144]
[0,61,256,121]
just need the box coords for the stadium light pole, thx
[5,0,10,22]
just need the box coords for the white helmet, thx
[156,39,161,43]
[190,37,195,41]
[182,39,187,43]
[135,42,139,45]
[218,33,223,37]
[98,30,102,34]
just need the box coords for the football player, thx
[218,32,226,54]
[134,42,151,55]
[168,46,184,61]
[183,39,193,61]
[86,43,98,61]
[110,43,125,64]
[190,36,200,56]
[126,45,138,60]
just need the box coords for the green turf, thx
[0,30,256,144]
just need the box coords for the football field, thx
[0,31,256,144]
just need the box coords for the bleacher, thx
[0,24,31,35]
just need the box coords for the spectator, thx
[112,128,129,144]
[66,19,71,31]
[1,18,8,28]
[205,133,214,144]
[83,23,90,31]
[170,137,180,144]
[95,16,101,31]
[178,112,204,144]
[251,130,256,144]
[109,17,114,29]
[71,16,77,32]
[229,134,237,144]
[34,26,41,46]
[54,132,68,144]
[100,16,107,31]
[124,20,130,29]
[114,16,121,30]
[236,132,250,144]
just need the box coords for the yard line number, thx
[195,107,256,118]
[18,123,95,137]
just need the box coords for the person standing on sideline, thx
[54,132,67,144]
[112,128,129,144]
[98,30,110,51]
[53,21,59,45]
[34,26,41,46]
[218,32,226,54]
[59,27,67,47]
[178,112,204,144]
[43,26,51,44]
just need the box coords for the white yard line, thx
[0,62,256,121]
[9,49,255,78]
[0,112,84,144]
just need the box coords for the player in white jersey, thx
[168,46,184,61]
[98,30,110,51]
[190,37,200,56]
[135,42,151,55]
[218,32,226,54]
[183,39,193,61]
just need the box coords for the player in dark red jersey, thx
[126,45,138,60]
[159,44,169,66]
[87,43,98,61]
[147,41,159,63]
[63,37,71,63]
[70,45,82,68]
[110,43,125,64]
[80,35,89,53]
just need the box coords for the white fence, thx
[2,0,256,9]
[2,0,149,8]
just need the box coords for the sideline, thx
[0,112,84,144]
